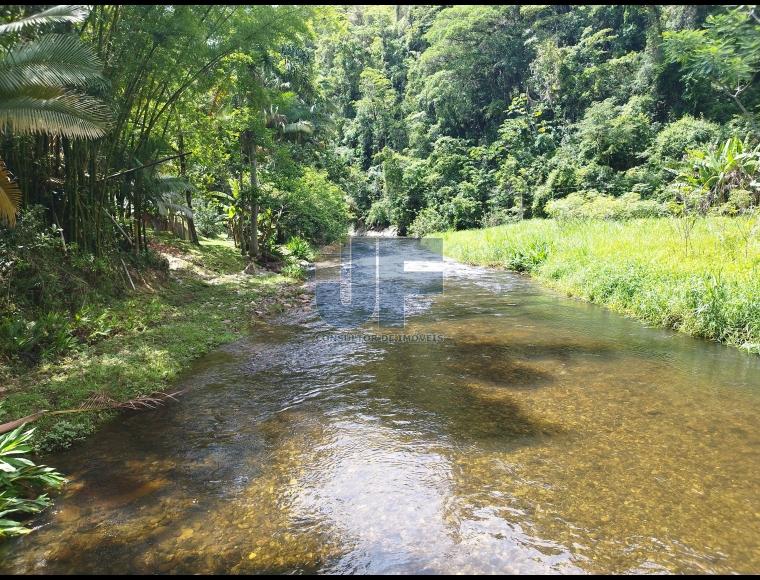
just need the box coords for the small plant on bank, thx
[278,237,314,280]
[283,236,314,262]
[0,427,65,538]
[668,184,703,257]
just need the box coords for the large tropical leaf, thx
[0,161,21,226]
[0,34,106,94]
[0,89,110,139]
[0,5,89,36]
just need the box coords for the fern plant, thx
[0,5,111,225]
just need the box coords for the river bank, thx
[0,237,307,452]
[431,217,760,354]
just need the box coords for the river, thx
[1,240,759,574]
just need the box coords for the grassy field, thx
[432,217,760,354]
[0,237,303,451]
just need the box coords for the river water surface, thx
[1,241,759,574]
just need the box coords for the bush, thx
[366,197,392,228]
[193,199,227,238]
[546,191,666,220]
[442,189,481,230]
[0,206,170,367]
[482,207,520,228]
[0,207,123,314]
[277,168,349,245]
[719,189,754,216]
[408,207,449,237]
[666,136,760,208]
[648,115,723,164]
[280,262,307,280]
[506,239,551,272]
[575,96,654,171]
[283,236,314,261]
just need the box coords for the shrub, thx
[442,190,481,230]
[719,189,754,216]
[277,168,349,245]
[667,136,760,209]
[366,197,392,228]
[506,240,551,272]
[546,191,665,220]
[482,207,520,228]
[193,199,227,238]
[283,236,314,261]
[0,311,79,365]
[575,96,654,171]
[0,206,124,314]
[0,206,170,367]
[648,115,723,164]
[280,262,307,280]
[408,207,449,237]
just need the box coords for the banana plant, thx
[0,5,111,225]
[671,136,760,211]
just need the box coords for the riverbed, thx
[1,241,758,574]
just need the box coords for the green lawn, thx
[432,217,760,354]
[0,237,301,451]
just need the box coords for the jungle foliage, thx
[0,5,350,258]
[0,5,352,369]
[318,5,760,235]
[1,4,759,386]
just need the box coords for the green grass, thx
[0,236,301,451]
[432,217,760,354]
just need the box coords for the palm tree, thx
[0,5,110,225]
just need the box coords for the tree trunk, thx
[178,129,199,244]
[249,136,259,260]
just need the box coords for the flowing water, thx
[1,240,759,574]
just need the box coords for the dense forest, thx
[2,5,758,251]
[324,5,759,235]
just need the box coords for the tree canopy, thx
[0,4,758,245]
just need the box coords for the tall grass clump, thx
[434,217,760,353]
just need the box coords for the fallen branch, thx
[121,257,136,290]
[0,390,184,435]
[100,152,192,182]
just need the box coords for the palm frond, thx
[0,391,185,435]
[0,91,110,139]
[151,176,195,195]
[0,5,89,36]
[0,161,22,226]
[156,191,194,219]
[283,120,314,136]
[0,34,106,93]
